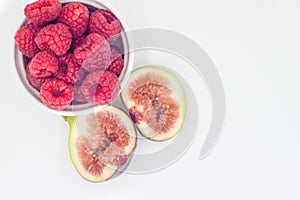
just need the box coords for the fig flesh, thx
[66,106,136,182]
[121,66,186,141]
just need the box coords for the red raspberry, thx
[26,67,47,91]
[24,0,62,26]
[40,78,73,110]
[14,23,40,57]
[108,48,124,76]
[35,23,72,56]
[74,33,111,72]
[28,51,59,78]
[81,70,120,105]
[89,9,122,40]
[58,3,89,38]
[73,85,87,103]
[54,54,80,84]
[70,35,86,51]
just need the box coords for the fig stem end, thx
[62,116,75,125]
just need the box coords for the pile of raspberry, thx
[15,0,124,111]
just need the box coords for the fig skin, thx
[121,66,186,142]
[65,106,137,183]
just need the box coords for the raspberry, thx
[35,23,72,56]
[58,3,89,38]
[14,23,40,57]
[40,78,73,110]
[81,70,120,105]
[54,54,80,84]
[26,67,47,91]
[24,0,62,25]
[74,33,111,72]
[28,51,59,78]
[70,35,86,51]
[89,9,122,40]
[108,48,124,76]
[73,85,87,103]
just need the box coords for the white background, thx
[1,0,300,199]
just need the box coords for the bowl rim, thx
[14,0,134,116]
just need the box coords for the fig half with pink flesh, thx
[65,106,136,183]
[121,66,186,141]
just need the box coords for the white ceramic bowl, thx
[14,0,134,116]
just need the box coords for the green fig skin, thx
[65,106,137,183]
[121,66,186,142]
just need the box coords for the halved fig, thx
[65,106,136,183]
[121,66,186,141]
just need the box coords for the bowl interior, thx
[14,0,133,116]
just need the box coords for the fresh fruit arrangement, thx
[15,0,187,183]
[15,0,124,111]
[65,66,186,182]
